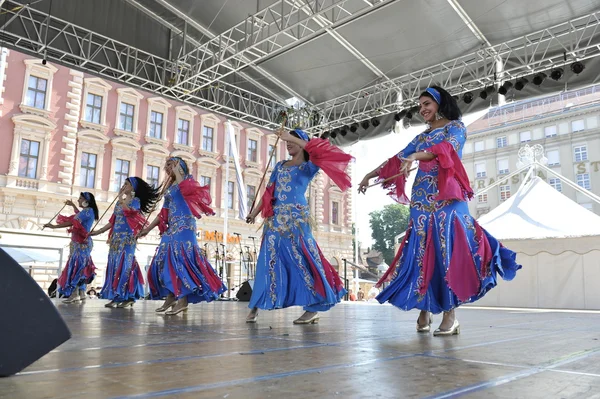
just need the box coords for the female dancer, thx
[358,86,521,336]
[140,157,226,315]
[90,177,159,308]
[245,128,352,324]
[44,192,99,303]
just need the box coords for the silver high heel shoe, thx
[416,312,433,333]
[433,319,460,336]
[293,312,320,325]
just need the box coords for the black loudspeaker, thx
[0,248,71,377]
[236,280,254,302]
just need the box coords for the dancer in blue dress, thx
[90,177,159,308]
[245,128,352,325]
[358,86,521,336]
[140,157,226,315]
[44,192,99,303]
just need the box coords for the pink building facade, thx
[0,48,354,290]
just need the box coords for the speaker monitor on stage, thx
[236,279,254,302]
[0,248,71,377]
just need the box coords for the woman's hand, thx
[275,127,294,142]
[89,229,100,237]
[358,175,371,194]
[64,199,76,208]
[43,223,55,229]
[400,156,415,177]
[245,210,258,224]
[138,228,149,238]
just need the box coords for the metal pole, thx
[343,258,348,301]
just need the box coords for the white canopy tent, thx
[475,174,600,310]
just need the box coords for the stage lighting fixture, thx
[340,127,348,136]
[463,92,474,104]
[394,110,407,122]
[320,131,330,139]
[361,120,370,130]
[479,87,494,100]
[514,77,528,91]
[571,62,585,75]
[371,118,380,128]
[550,68,563,81]
[402,118,411,129]
[498,81,513,96]
[330,129,338,139]
[405,110,413,120]
[350,123,358,133]
[532,73,547,86]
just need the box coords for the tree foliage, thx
[369,204,410,265]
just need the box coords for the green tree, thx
[369,204,410,265]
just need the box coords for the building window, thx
[247,185,256,209]
[268,144,277,168]
[574,145,588,162]
[114,159,130,190]
[500,185,511,201]
[119,103,135,132]
[497,159,509,175]
[496,136,507,148]
[200,175,212,187]
[80,152,97,188]
[202,126,214,152]
[149,111,164,139]
[572,120,585,132]
[247,139,258,162]
[332,201,339,225]
[227,181,235,209]
[25,75,48,109]
[547,150,560,166]
[577,173,591,190]
[477,193,488,203]
[545,126,557,138]
[520,131,531,143]
[475,162,486,178]
[474,141,484,151]
[177,119,190,145]
[85,93,103,125]
[146,165,160,188]
[549,178,562,192]
[18,139,39,178]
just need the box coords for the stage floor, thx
[2,300,600,399]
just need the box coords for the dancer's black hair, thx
[128,177,160,214]
[419,86,462,121]
[80,192,99,220]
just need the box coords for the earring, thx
[82,201,89,208]
[435,112,444,121]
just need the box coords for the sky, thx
[350,110,489,249]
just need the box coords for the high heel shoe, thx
[104,301,117,308]
[165,305,188,315]
[246,313,258,323]
[155,300,175,313]
[416,312,433,333]
[293,313,320,325]
[117,300,134,308]
[62,296,81,304]
[433,319,460,336]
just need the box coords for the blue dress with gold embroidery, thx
[249,160,347,312]
[147,178,226,303]
[376,120,521,314]
[100,198,145,302]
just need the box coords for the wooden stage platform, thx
[2,300,600,398]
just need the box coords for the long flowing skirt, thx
[58,240,96,297]
[377,201,520,314]
[249,221,346,312]
[147,228,226,304]
[100,236,145,302]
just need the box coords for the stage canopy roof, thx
[2,0,600,144]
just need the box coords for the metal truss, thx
[169,0,397,94]
[305,10,600,133]
[0,1,287,128]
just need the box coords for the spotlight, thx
[550,68,563,81]
[402,118,411,129]
[371,118,380,128]
[498,81,513,96]
[42,59,47,65]
[479,87,494,100]
[405,110,413,120]
[361,120,370,130]
[514,77,528,91]
[340,127,348,136]
[320,131,330,139]
[463,92,474,104]
[330,129,338,139]
[394,110,407,122]
[350,123,359,133]
[532,72,547,86]
[571,61,585,75]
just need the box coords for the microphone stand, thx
[244,246,251,280]
[213,230,221,279]
[219,243,227,297]
[233,232,243,288]
[249,236,258,280]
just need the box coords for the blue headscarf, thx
[426,87,442,104]
[81,192,92,202]
[168,157,189,175]
[293,128,310,141]
[126,177,138,192]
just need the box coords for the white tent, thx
[475,175,600,310]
